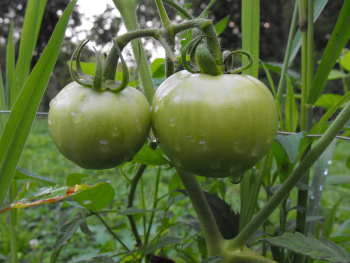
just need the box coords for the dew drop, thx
[199,140,206,145]
[210,160,221,169]
[67,85,74,90]
[113,127,120,137]
[229,174,243,184]
[251,144,262,157]
[327,160,332,165]
[169,117,175,126]
[71,111,83,123]
[83,200,91,204]
[324,169,329,176]
[233,140,247,153]
[319,185,323,191]
[100,140,108,145]
[186,135,195,142]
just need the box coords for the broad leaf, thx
[0,0,77,208]
[132,144,170,165]
[0,179,113,214]
[328,70,349,80]
[144,236,182,254]
[261,232,350,263]
[50,212,87,261]
[149,58,165,79]
[13,167,57,186]
[340,49,350,71]
[274,133,306,163]
[214,15,230,36]
[315,94,345,110]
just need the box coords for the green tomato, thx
[48,82,151,170]
[151,70,279,178]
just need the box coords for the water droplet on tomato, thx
[71,112,83,123]
[100,140,108,145]
[251,143,261,156]
[135,119,143,133]
[67,85,74,90]
[199,140,206,145]
[58,93,65,100]
[233,140,247,153]
[113,127,120,137]
[186,135,195,142]
[84,200,91,204]
[210,160,221,169]
[169,118,175,126]
[229,174,244,184]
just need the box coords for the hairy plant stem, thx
[226,100,350,251]
[245,153,269,226]
[177,169,225,257]
[9,180,18,263]
[295,1,314,261]
[126,141,158,247]
[94,212,130,251]
[277,1,299,104]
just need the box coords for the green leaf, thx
[50,212,86,261]
[214,15,230,36]
[11,0,47,107]
[73,177,115,211]
[258,62,300,83]
[285,76,298,132]
[0,0,78,208]
[261,232,350,263]
[132,144,170,165]
[289,0,329,64]
[200,256,225,263]
[331,236,350,244]
[149,58,165,79]
[274,133,306,163]
[6,21,15,109]
[307,0,350,104]
[340,49,350,71]
[315,94,345,110]
[0,69,8,134]
[323,196,344,238]
[66,173,90,187]
[115,207,162,216]
[168,172,183,197]
[197,235,208,260]
[144,236,182,254]
[328,70,349,80]
[13,167,58,186]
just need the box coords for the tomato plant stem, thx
[9,180,18,263]
[162,0,194,19]
[226,100,350,251]
[177,170,225,256]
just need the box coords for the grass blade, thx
[10,0,47,108]
[289,0,329,64]
[0,0,77,208]
[307,0,350,104]
[242,0,259,77]
[0,69,6,134]
[6,21,15,109]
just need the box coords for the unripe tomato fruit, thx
[48,82,151,170]
[151,70,279,178]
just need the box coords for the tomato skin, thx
[48,82,151,170]
[151,71,279,178]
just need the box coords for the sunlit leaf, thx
[315,94,345,110]
[328,70,349,80]
[132,144,170,165]
[340,49,350,71]
[214,15,230,36]
[13,167,57,186]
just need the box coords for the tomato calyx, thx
[69,39,141,93]
[180,35,254,76]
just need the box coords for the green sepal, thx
[181,35,205,74]
[92,47,103,91]
[195,44,223,76]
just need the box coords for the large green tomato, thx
[151,71,279,178]
[48,82,151,170]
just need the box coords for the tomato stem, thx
[227,50,254,74]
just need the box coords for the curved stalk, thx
[162,0,193,19]
[226,100,350,251]
[177,169,225,257]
